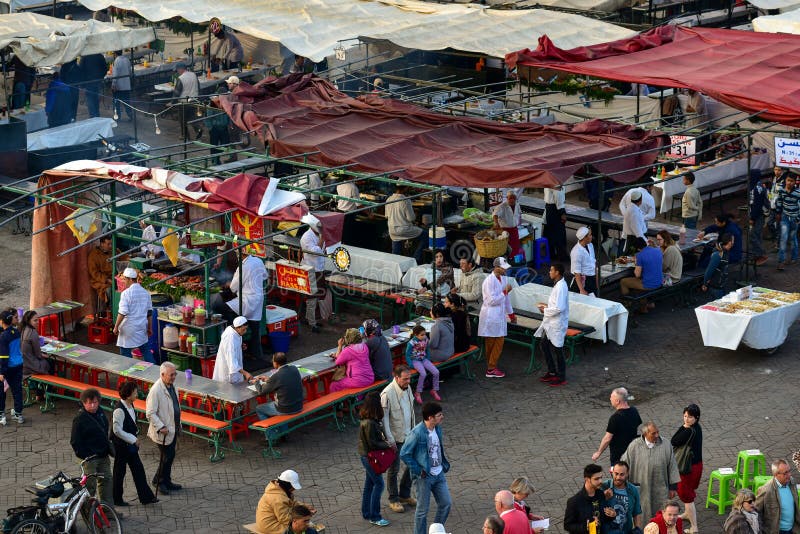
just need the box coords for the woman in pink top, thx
[330,328,374,392]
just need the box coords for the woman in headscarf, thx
[330,328,374,392]
[362,319,392,381]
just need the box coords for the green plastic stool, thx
[706,470,737,514]
[752,475,773,493]
[736,450,766,490]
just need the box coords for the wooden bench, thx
[620,270,704,324]
[249,389,355,459]
[508,312,595,372]
[29,375,231,462]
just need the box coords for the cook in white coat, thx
[620,189,648,256]
[620,187,656,221]
[535,264,570,386]
[212,317,253,384]
[113,267,155,363]
[477,256,516,378]
[300,214,332,333]
[213,253,268,361]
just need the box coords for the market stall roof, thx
[52,160,308,218]
[506,25,800,127]
[219,73,666,187]
[0,0,74,13]
[76,0,635,61]
[0,12,155,66]
[747,0,800,10]
[753,7,800,33]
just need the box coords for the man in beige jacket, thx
[146,361,182,495]
[381,365,416,513]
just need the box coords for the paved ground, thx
[1,108,798,533]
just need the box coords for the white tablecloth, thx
[1,105,47,132]
[402,266,464,291]
[27,117,116,151]
[324,245,416,286]
[652,153,771,214]
[695,298,800,350]
[508,283,628,344]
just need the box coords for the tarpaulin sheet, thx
[76,0,635,62]
[219,73,667,187]
[506,25,800,127]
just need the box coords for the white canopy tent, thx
[748,0,800,10]
[0,0,73,14]
[0,12,154,66]
[753,7,800,32]
[76,0,636,61]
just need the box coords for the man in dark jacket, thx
[81,53,109,118]
[564,464,616,534]
[253,352,303,419]
[59,59,83,122]
[45,73,73,128]
[70,388,113,504]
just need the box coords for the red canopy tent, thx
[506,25,800,127]
[218,73,667,187]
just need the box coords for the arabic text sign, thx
[775,137,800,169]
[275,260,317,295]
[664,135,696,165]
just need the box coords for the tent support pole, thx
[130,48,138,142]
[636,92,640,123]
[595,168,603,298]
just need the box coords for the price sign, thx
[664,135,696,165]
[775,137,800,169]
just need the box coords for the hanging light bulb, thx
[113,110,119,121]
[154,118,161,135]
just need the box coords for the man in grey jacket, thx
[253,352,303,419]
[428,303,454,363]
[453,258,485,311]
[381,365,416,513]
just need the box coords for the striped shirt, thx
[775,187,800,219]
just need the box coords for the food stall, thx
[695,287,800,352]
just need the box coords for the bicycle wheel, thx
[86,502,121,534]
[10,519,51,534]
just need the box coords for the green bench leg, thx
[524,337,540,374]
[209,431,225,462]
[459,355,475,380]
[260,429,282,459]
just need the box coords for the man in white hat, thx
[225,75,240,93]
[113,267,155,363]
[300,214,332,333]
[477,257,516,378]
[620,189,648,256]
[213,251,268,363]
[570,227,597,295]
[212,316,253,384]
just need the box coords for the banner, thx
[275,260,317,295]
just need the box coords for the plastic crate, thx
[88,320,113,345]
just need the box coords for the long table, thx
[651,153,771,214]
[33,300,84,340]
[1,104,47,132]
[153,64,270,93]
[41,340,257,432]
[324,245,417,286]
[694,288,800,350]
[27,117,116,151]
[508,282,628,344]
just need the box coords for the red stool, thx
[38,315,60,339]
[199,358,216,378]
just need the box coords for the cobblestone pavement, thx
[1,128,797,533]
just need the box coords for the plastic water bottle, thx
[679,225,687,246]
[185,369,192,382]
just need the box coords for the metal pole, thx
[130,48,138,142]
[596,175,604,298]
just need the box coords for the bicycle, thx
[4,456,122,534]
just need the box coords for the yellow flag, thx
[162,233,179,266]
[65,217,96,244]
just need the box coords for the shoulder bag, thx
[366,421,396,475]
[674,427,695,475]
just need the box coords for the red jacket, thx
[648,510,683,534]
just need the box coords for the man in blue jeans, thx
[400,402,451,534]
[775,173,800,270]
